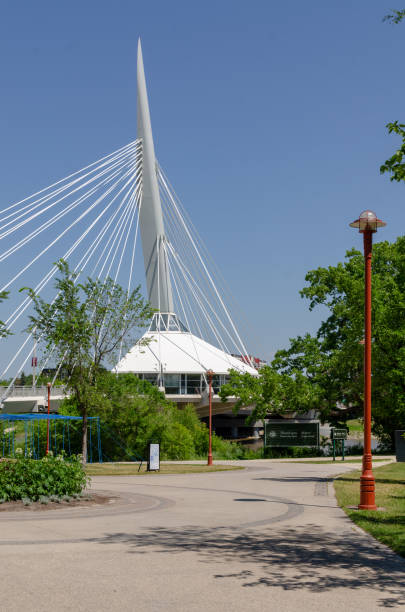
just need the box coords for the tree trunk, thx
[82,409,88,465]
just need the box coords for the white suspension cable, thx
[159,164,264,361]
[0,142,140,232]
[166,242,235,360]
[5,168,140,330]
[92,181,139,279]
[167,240,241,353]
[165,243,204,338]
[0,148,140,248]
[158,170,253,366]
[163,242,202,367]
[0,140,139,217]
[117,186,143,365]
[127,186,142,295]
[0,144,143,386]
[112,183,141,286]
[1,162,139,293]
[0,161,131,263]
[102,181,141,282]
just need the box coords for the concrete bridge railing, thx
[3,385,67,398]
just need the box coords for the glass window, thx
[164,374,181,394]
[168,315,180,331]
[142,374,158,386]
[179,319,188,332]
[148,313,189,333]
[185,375,202,394]
[149,318,158,331]
[212,375,227,394]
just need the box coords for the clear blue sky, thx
[0,0,404,368]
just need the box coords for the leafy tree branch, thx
[22,259,154,462]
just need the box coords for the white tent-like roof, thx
[114,314,257,377]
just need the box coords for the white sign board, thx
[149,443,160,471]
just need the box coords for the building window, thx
[212,375,228,394]
[141,374,158,386]
[163,374,202,395]
[164,374,181,394]
[185,375,202,394]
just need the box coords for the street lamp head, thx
[349,210,386,233]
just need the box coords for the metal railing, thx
[3,386,67,398]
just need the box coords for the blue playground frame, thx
[0,414,102,463]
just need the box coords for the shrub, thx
[161,423,195,460]
[0,455,89,502]
[263,446,324,458]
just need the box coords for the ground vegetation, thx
[334,462,405,558]
[0,453,88,501]
[85,463,242,476]
[62,372,259,461]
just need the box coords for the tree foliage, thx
[0,290,11,338]
[380,121,405,182]
[274,237,405,445]
[383,9,405,24]
[219,365,321,422]
[221,238,405,446]
[381,10,405,182]
[24,260,154,461]
[63,372,246,460]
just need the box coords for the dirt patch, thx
[0,492,117,513]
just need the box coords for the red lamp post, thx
[206,370,214,466]
[46,382,51,455]
[349,210,386,510]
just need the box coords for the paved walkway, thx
[1,460,404,611]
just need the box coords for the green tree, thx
[383,9,405,24]
[381,10,405,182]
[82,372,176,460]
[69,372,207,460]
[380,121,405,183]
[64,372,244,461]
[0,290,11,338]
[24,260,154,462]
[81,277,153,368]
[219,365,320,423]
[274,237,405,446]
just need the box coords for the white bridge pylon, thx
[0,39,257,405]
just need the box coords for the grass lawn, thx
[86,463,243,476]
[285,458,389,464]
[334,462,405,558]
[346,418,363,433]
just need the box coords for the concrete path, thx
[1,460,404,611]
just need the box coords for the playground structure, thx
[0,414,102,463]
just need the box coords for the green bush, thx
[263,446,324,458]
[0,454,89,501]
[61,373,272,461]
[161,423,195,460]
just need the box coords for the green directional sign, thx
[331,428,348,440]
[264,422,319,447]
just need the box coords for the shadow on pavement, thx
[99,524,405,608]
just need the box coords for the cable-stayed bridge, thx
[0,40,261,424]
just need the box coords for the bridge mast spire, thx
[137,38,174,312]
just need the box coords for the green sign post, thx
[264,422,320,447]
[331,428,348,461]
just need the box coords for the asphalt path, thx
[1,460,404,611]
